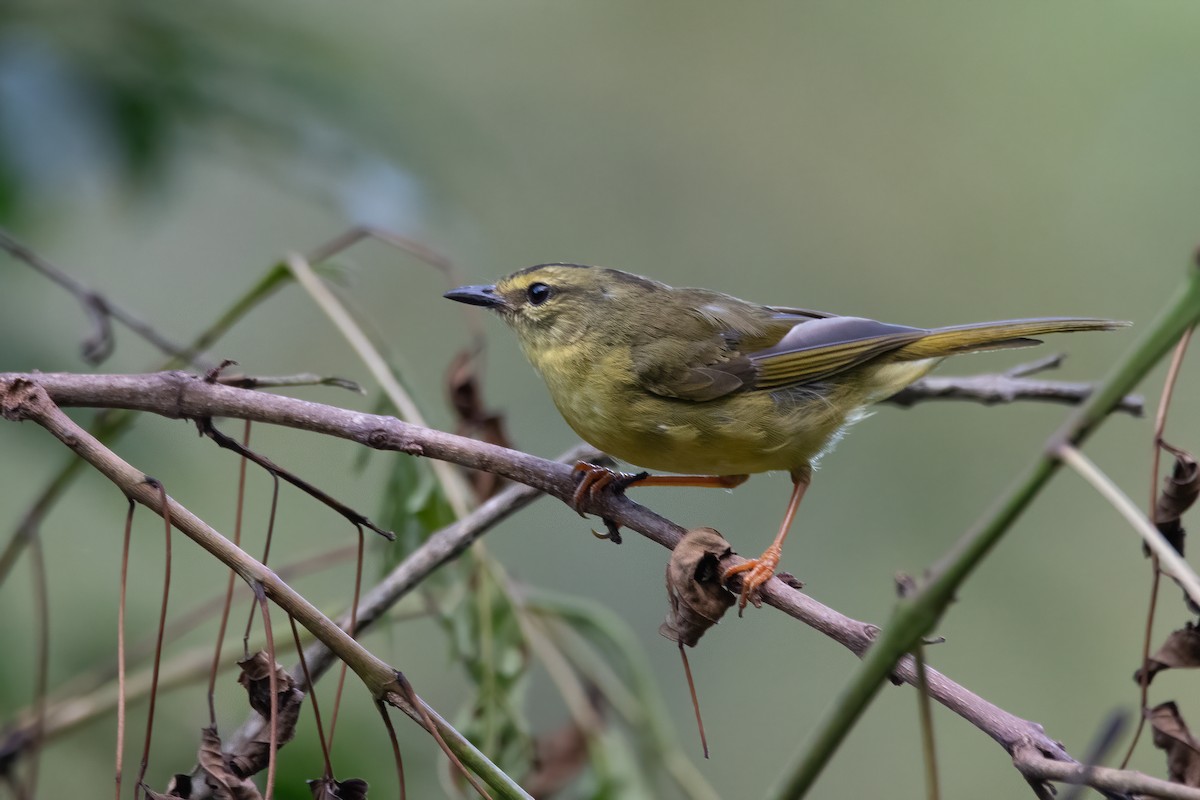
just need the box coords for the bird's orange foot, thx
[723,544,782,614]
[570,462,649,512]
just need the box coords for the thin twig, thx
[306,225,455,274]
[290,614,334,780]
[210,419,251,726]
[1057,444,1200,608]
[387,674,495,800]
[23,530,48,800]
[914,647,940,800]
[135,481,173,797]
[678,643,709,760]
[198,417,393,540]
[0,228,206,367]
[1014,742,1200,800]
[115,500,133,800]
[374,698,407,800]
[1123,326,1194,768]
[216,373,363,392]
[244,474,281,656]
[254,584,280,800]
[326,524,363,750]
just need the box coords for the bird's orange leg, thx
[571,461,748,510]
[723,472,810,613]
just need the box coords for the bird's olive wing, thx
[748,316,928,390]
[630,336,758,402]
[630,306,928,402]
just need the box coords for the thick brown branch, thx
[0,370,1092,780]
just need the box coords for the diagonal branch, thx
[225,443,602,758]
[0,228,207,367]
[0,377,529,800]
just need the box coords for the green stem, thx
[417,702,533,800]
[769,263,1200,799]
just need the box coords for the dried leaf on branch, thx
[1149,701,1200,788]
[1152,448,1200,556]
[1135,623,1200,686]
[446,347,513,501]
[233,652,304,776]
[308,776,369,799]
[659,528,735,648]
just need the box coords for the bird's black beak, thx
[444,284,504,309]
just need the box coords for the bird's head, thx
[444,263,666,353]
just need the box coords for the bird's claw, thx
[570,462,648,512]
[723,544,782,615]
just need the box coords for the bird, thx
[445,263,1125,610]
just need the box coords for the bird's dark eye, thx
[527,282,553,306]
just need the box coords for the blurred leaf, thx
[446,346,513,502]
[571,727,656,800]
[527,591,720,800]
[377,447,455,567]
[521,706,593,799]
[1153,448,1199,557]
[439,564,534,780]
[1135,622,1200,687]
[0,0,421,225]
[1149,702,1200,788]
[308,776,369,799]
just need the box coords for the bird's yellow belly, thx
[553,382,859,477]
[531,342,938,478]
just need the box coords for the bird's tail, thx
[892,318,1129,361]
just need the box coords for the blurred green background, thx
[2,1,1199,798]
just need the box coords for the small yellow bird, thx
[445,264,1125,609]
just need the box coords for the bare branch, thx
[0,371,1098,784]
[0,228,206,367]
[887,371,1143,416]
[1014,742,1200,800]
